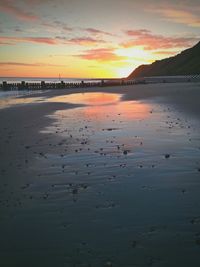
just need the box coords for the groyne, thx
[0,75,199,91]
[0,79,137,91]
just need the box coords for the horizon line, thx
[0,76,124,80]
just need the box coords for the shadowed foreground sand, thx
[0,82,200,267]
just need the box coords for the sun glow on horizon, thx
[115,66,135,78]
[116,47,153,60]
[114,47,155,77]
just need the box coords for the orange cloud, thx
[126,29,151,37]
[0,62,66,67]
[75,48,126,62]
[0,0,38,22]
[122,29,198,50]
[153,50,178,56]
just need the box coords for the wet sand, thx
[23,82,200,118]
[0,82,200,267]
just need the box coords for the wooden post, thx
[2,81,8,90]
[41,81,46,89]
[21,81,26,90]
[61,81,65,88]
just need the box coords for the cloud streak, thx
[122,29,198,50]
[155,8,200,27]
[0,0,39,22]
[75,48,126,62]
[153,50,178,56]
[53,20,73,31]
[0,36,58,45]
[41,20,73,33]
[66,37,106,46]
[147,4,200,28]
[0,62,66,67]
[84,28,114,37]
[0,35,107,47]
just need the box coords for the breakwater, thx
[0,79,137,91]
[1,75,200,91]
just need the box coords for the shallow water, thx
[0,90,46,109]
[1,92,200,267]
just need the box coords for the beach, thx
[0,82,200,267]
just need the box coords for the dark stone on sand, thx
[195,238,200,245]
[105,261,112,267]
[165,154,170,159]
[72,188,78,194]
[131,240,138,248]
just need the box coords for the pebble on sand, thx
[105,261,113,267]
[123,150,128,155]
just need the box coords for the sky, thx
[0,0,200,78]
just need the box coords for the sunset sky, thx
[0,0,200,78]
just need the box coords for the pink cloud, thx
[75,48,126,62]
[66,37,106,46]
[122,29,198,50]
[126,29,151,37]
[0,35,108,47]
[85,28,114,36]
[0,36,58,45]
[147,4,200,28]
[0,0,39,22]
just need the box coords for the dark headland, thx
[128,41,200,79]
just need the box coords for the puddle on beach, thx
[49,92,121,105]
[1,92,200,266]
[46,92,151,123]
[0,89,51,109]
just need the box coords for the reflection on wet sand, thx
[49,92,151,121]
[81,100,151,120]
[49,92,121,105]
[0,92,151,121]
